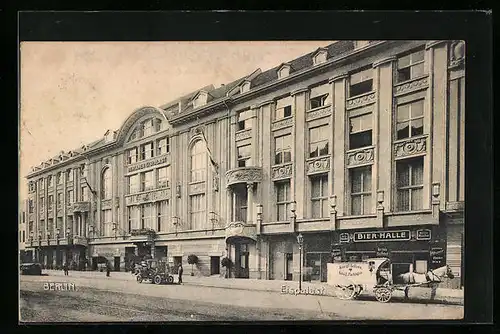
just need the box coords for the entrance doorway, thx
[285,253,293,280]
[210,256,220,275]
[236,244,249,279]
[306,252,330,282]
[173,256,182,274]
[114,257,121,271]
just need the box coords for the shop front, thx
[303,233,334,283]
[333,225,446,285]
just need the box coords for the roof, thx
[251,41,355,88]
[29,41,361,175]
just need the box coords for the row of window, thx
[36,169,75,190]
[267,48,425,124]
[33,186,89,213]
[29,158,423,234]
[127,137,170,164]
[128,166,171,194]
[128,117,166,142]
[274,156,424,220]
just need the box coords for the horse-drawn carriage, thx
[135,259,175,285]
[327,257,454,303]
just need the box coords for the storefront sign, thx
[416,229,432,240]
[338,263,363,277]
[128,155,169,173]
[353,230,410,242]
[376,247,389,257]
[430,247,445,267]
[339,233,350,243]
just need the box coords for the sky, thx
[19,41,337,201]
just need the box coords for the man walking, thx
[178,264,183,284]
[63,262,69,276]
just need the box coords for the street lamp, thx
[296,233,304,291]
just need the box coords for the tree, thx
[221,257,233,279]
[187,254,198,276]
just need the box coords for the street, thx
[19,273,464,322]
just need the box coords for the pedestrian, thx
[63,262,69,276]
[106,262,111,277]
[178,264,183,284]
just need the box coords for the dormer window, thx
[193,91,208,108]
[312,49,328,65]
[241,81,251,93]
[142,119,154,137]
[277,64,291,79]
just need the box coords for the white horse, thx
[397,265,455,300]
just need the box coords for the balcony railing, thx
[225,166,263,187]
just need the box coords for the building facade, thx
[23,40,465,288]
[19,199,30,263]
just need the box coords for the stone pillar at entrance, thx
[226,188,232,224]
[53,249,57,268]
[246,183,254,223]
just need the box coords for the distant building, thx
[24,40,464,288]
[19,200,29,263]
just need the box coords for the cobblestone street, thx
[20,271,463,322]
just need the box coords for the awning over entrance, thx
[225,222,257,243]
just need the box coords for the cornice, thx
[290,88,309,96]
[425,40,449,50]
[328,72,349,83]
[372,56,397,68]
[256,100,275,108]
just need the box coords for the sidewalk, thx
[42,269,464,304]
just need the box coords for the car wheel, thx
[154,275,162,285]
[167,275,174,284]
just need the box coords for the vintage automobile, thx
[136,259,175,285]
[20,262,43,275]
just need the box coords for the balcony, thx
[225,222,257,243]
[72,201,90,213]
[225,167,263,187]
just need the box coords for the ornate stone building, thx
[24,40,465,288]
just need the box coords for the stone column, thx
[246,183,254,224]
[330,73,348,215]
[226,188,232,224]
[373,56,397,215]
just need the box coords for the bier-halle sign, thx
[353,230,410,242]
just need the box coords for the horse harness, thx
[425,268,442,283]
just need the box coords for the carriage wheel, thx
[166,275,174,284]
[136,276,143,283]
[335,284,356,300]
[154,275,163,285]
[374,287,392,303]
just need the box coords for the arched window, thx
[102,167,112,199]
[190,141,206,183]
